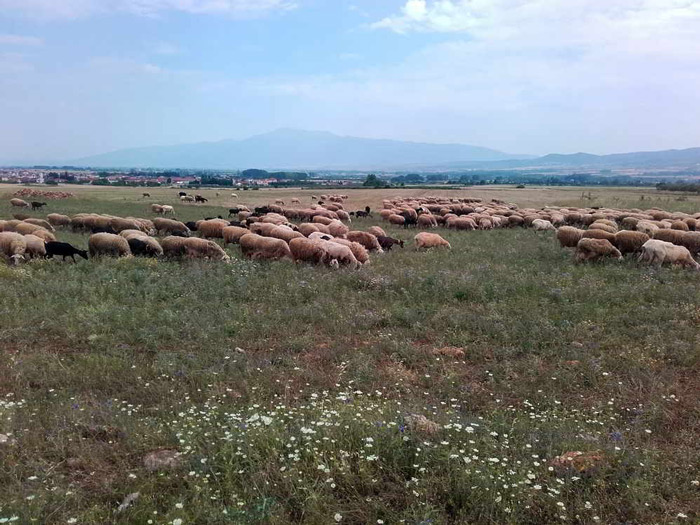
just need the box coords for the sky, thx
[1,0,699,163]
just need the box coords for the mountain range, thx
[69,129,700,170]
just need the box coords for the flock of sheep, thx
[376,195,699,270]
[2,194,699,271]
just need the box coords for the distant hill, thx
[71,129,530,169]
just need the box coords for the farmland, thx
[0,184,698,524]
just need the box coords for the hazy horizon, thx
[1,0,699,163]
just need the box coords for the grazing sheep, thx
[556,226,585,248]
[636,220,659,236]
[110,217,145,233]
[574,238,622,262]
[10,198,30,208]
[589,222,617,234]
[446,217,476,230]
[308,232,333,241]
[222,226,250,245]
[13,213,30,221]
[417,214,438,228]
[88,233,132,258]
[239,233,292,261]
[653,229,686,246]
[415,232,451,250]
[161,236,229,260]
[319,240,359,269]
[376,235,404,251]
[614,231,650,254]
[327,220,349,238]
[289,237,329,265]
[346,231,383,252]
[274,199,285,205]
[153,218,190,237]
[151,204,164,214]
[532,219,556,232]
[23,234,47,259]
[670,220,689,231]
[367,226,386,237]
[23,218,55,231]
[0,232,27,264]
[250,222,278,237]
[269,225,304,243]
[312,215,334,226]
[297,223,321,237]
[639,239,700,270]
[45,241,88,262]
[388,214,406,226]
[14,222,46,236]
[291,198,301,205]
[330,238,370,265]
[197,219,229,239]
[679,231,700,255]
[127,237,162,258]
[47,213,72,227]
[29,229,56,242]
[231,193,238,198]
[181,195,195,202]
[582,229,616,243]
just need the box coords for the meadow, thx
[0,184,698,524]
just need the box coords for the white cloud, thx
[0,34,44,46]
[153,41,181,55]
[0,0,298,19]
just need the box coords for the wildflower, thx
[67,520,78,524]
[676,513,687,519]
[173,520,183,525]
[175,503,183,509]
[334,513,343,522]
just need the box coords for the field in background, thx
[0,184,698,524]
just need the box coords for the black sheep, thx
[185,221,198,231]
[127,238,160,258]
[91,226,117,234]
[45,241,88,262]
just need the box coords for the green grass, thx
[0,190,699,524]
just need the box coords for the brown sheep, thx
[110,217,143,233]
[312,215,334,226]
[417,214,438,228]
[47,213,72,228]
[318,240,359,269]
[327,220,349,238]
[653,229,685,246]
[153,218,191,237]
[556,226,585,248]
[198,219,229,239]
[639,239,699,270]
[574,238,622,262]
[297,223,321,237]
[614,231,650,255]
[589,222,617,234]
[388,214,406,226]
[23,234,47,259]
[29,229,56,242]
[678,231,700,255]
[14,222,46,236]
[671,220,689,231]
[330,238,370,265]
[250,222,278,237]
[415,232,451,249]
[88,233,132,258]
[346,231,383,252]
[184,237,230,261]
[289,237,329,265]
[24,218,55,231]
[10,198,29,208]
[269,225,304,243]
[582,229,616,243]
[239,233,292,261]
[367,226,386,237]
[0,231,27,264]
[222,226,250,245]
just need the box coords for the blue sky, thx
[1,0,699,162]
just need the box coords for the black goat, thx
[195,195,208,203]
[31,201,47,210]
[376,236,404,251]
[185,221,198,231]
[45,241,88,262]
[91,226,117,234]
[127,238,160,258]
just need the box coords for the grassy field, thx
[0,184,698,524]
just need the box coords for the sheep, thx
[327,220,349,238]
[231,193,238,198]
[376,235,404,251]
[10,198,30,208]
[639,239,700,270]
[291,198,301,205]
[308,231,333,241]
[47,213,72,228]
[417,214,438,228]
[23,234,47,259]
[532,219,556,232]
[127,237,162,258]
[388,214,406,226]
[574,238,622,262]
[180,195,195,202]
[613,231,650,255]
[653,229,686,246]
[297,223,321,237]
[23,218,55,231]
[153,218,191,237]
[88,233,132,258]
[582,229,616,243]
[415,232,451,250]
[589,222,617,234]
[346,231,383,252]
[14,222,47,236]
[330,238,370,265]
[222,226,250,245]
[312,215,334,226]
[197,219,229,239]
[110,217,145,233]
[556,226,585,248]
[0,232,26,264]
[161,236,230,260]
[636,220,659,236]
[28,229,56,242]
[446,217,476,230]
[250,222,278,237]
[151,204,164,214]
[274,199,285,205]
[367,226,386,237]
[670,220,689,231]
[239,233,292,261]
[269,225,304,243]
[318,240,359,269]
[288,237,329,265]
[12,213,30,221]
[45,241,88,262]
